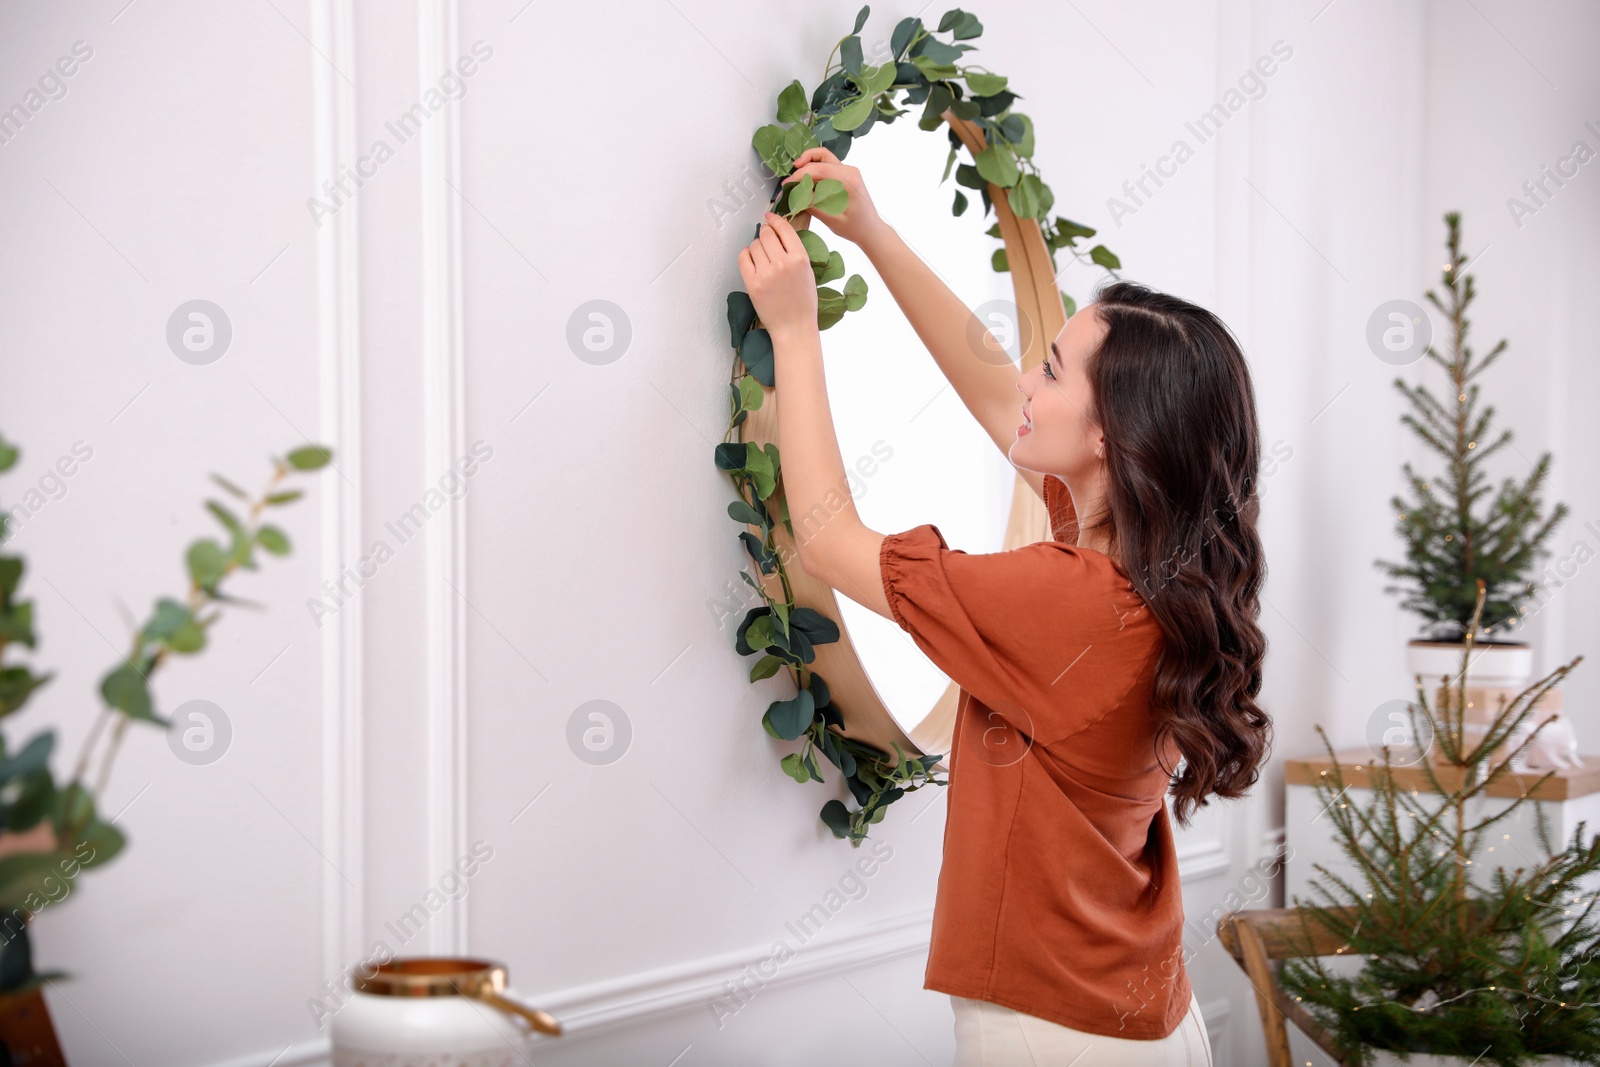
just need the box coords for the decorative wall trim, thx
[418,0,471,956]
[309,0,365,985]
[217,909,933,1063]
[1178,835,1233,881]
[525,907,936,1039]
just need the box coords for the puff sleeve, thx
[878,523,1127,745]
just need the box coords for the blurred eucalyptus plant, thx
[0,429,331,993]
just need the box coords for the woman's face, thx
[1009,304,1108,481]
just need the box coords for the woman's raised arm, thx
[782,147,1043,503]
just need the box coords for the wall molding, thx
[218,903,1239,1063]
[524,906,935,1040]
[419,0,471,956]
[309,0,366,986]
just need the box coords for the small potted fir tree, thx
[1280,582,1600,1066]
[1374,211,1568,717]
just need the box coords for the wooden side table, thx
[1283,747,1600,904]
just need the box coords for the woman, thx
[738,145,1270,1067]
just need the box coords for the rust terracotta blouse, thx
[877,473,1192,1039]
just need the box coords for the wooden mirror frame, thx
[741,109,1068,761]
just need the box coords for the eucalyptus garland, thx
[717,5,1121,844]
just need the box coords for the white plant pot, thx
[1405,639,1533,689]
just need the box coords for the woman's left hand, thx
[738,211,816,339]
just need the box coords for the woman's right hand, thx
[779,147,887,249]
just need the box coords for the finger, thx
[784,161,848,187]
[746,234,770,268]
[793,146,840,167]
[763,212,802,256]
[758,217,787,259]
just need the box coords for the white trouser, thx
[951,991,1212,1066]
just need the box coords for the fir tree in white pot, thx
[1375,212,1569,755]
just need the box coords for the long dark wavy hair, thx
[1075,280,1271,826]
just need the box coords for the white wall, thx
[0,1,1592,1065]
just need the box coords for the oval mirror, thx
[743,108,1064,760]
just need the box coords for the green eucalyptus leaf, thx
[1009,173,1046,219]
[916,37,962,64]
[0,667,51,719]
[100,662,154,721]
[264,489,303,505]
[831,94,875,133]
[8,768,54,832]
[740,328,775,387]
[0,853,62,913]
[749,654,785,683]
[890,16,920,59]
[776,80,808,124]
[918,83,954,130]
[767,689,815,740]
[0,600,34,649]
[166,620,205,654]
[810,178,849,217]
[1089,244,1122,270]
[186,539,227,589]
[286,445,332,471]
[842,275,868,312]
[820,799,852,839]
[855,62,896,96]
[991,248,1009,272]
[977,90,1017,118]
[954,163,985,190]
[952,189,968,216]
[0,437,16,474]
[997,112,1027,146]
[75,818,126,870]
[840,35,863,75]
[738,374,765,412]
[910,55,958,82]
[205,500,244,540]
[210,473,249,499]
[1057,216,1097,242]
[783,121,820,163]
[142,598,193,641]
[744,442,777,498]
[1062,290,1078,318]
[960,71,998,97]
[780,751,811,783]
[816,287,847,331]
[818,251,846,284]
[727,500,765,527]
[974,144,1019,187]
[797,228,830,267]
[728,291,757,349]
[852,4,870,34]
[941,8,982,39]
[0,733,52,784]
[0,557,21,600]
[257,525,290,555]
[787,172,815,212]
[752,124,791,175]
